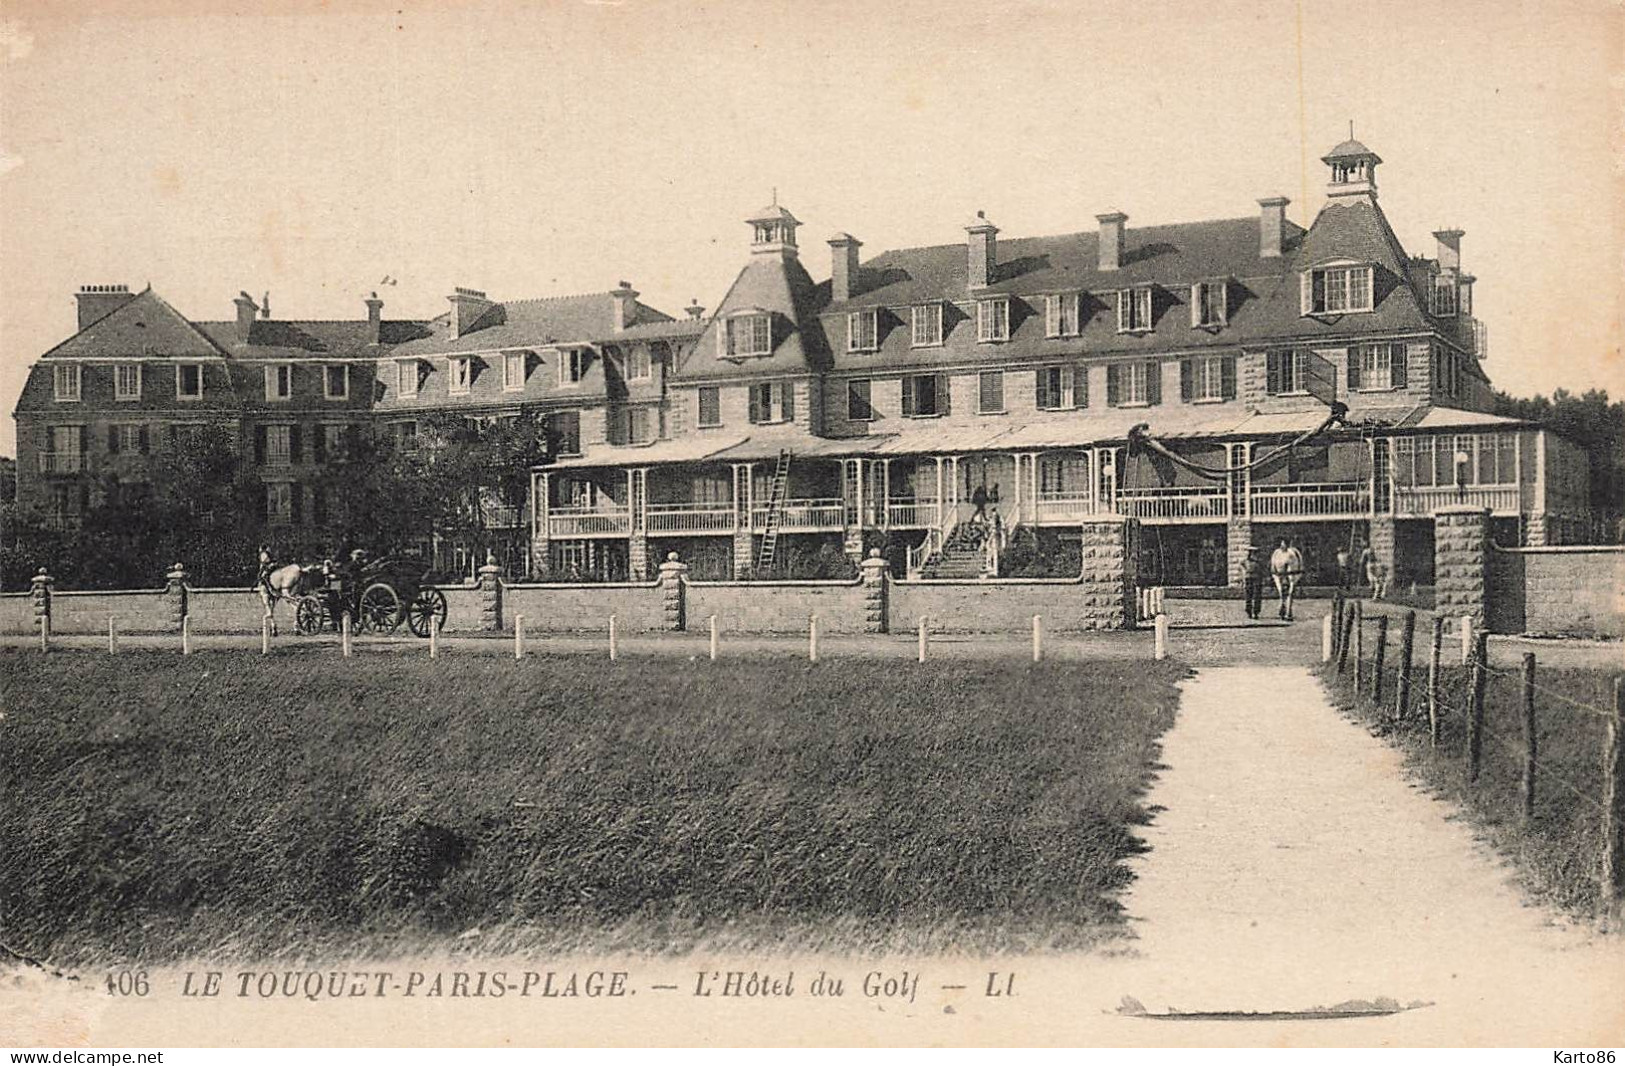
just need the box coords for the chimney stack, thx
[447,287,492,339]
[1258,197,1290,258]
[828,233,863,303]
[610,281,639,332]
[1096,211,1127,271]
[1433,229,1464,273]
[364,292,384,345]
[233,291,259,342]
[260,291,271,319]
[966,211,998,290]
[685,299,706,320]
[74,284,134,331]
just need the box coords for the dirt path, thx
[1113,664,1625,1044]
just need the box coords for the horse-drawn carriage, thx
[264,553,448,638]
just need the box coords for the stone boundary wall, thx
[504,582,664,634]
[1488,544,1625,639]
[685,578,867,635]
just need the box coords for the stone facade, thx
[1525,511,1549,547]
[1434,506,1489,625]
[1369,513,1396,581]
[1226,515,1254,587]
[859,549,889,633]
[1077,515,1137,630]
[629,533,650,583]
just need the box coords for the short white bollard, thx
[1321,613,1334,663]
[514,614,525,660]
[1155,587,1165,615]
[1460,615,1473,665]
[917,617,928,663]
[429,617,439,659]
[39,617,48,653]
[809,614,820,663]
[261,616,271,656]
[181,615,192,656]
[1032,614,1043,663]
[341,613,353,658]
[608,614,618,661]
[1154,612,1169,661]
[709,614,719,661]
[108,616,118,655]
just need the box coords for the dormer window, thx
[448,356,472,395]
[847,310,879,353]
[1190,280,1228,327]
[1116,287,1152,333]
[53,364,81,402]
[176,364,203,400]
[265,363,293,402]
[396,359,419,399]
[721,313,772,358]
[1431,277,1458,317]
[323,364,349,401]
[910,303,943,347]
[558,348,589,385]
[976,297,1009,343]
[114,364,141,401]
[1045,293,1081,338]
[1303,263,1374,315]
[503,352,526,391]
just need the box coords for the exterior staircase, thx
[921,521,995,579]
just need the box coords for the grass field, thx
[1321,648,1619,917]
[0,648,1185,964]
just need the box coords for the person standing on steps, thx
[1242,544,1265,620]
[970,482,989,523]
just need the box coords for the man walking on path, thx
[1242,544,1264,620]
[1268,537,1303,621]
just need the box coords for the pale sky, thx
[1,0,1620,458]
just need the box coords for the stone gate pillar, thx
[1078,515,1138,630]
[1434,505,1489,628]
[30,568,53,635]
[477,553,503,631]
[658,551,688,632]
[859,548,890,634]
[163,562,188,630]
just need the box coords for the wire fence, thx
[1322,591,1625,916]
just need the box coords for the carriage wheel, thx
[358,583,402,634]
[294,596,325,636]
[406,587,448,638]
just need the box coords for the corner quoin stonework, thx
[1434,505,1490,627]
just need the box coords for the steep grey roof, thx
[41,288,226,359]
[388,292,674,357]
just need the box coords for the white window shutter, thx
[717,321,727,357]
[1300,272,1312,315]
[1117,291,1128,331]
[1046,296,1059,338]
[1189,285,1201,327]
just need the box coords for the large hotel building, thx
[11,138,1592,587]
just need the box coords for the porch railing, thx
[1251,482,1369,518]
[1034,491,1098,524]
[646,502,735,534]
[751,497,845,533]
[1115,485,1230,521]
[1393,485,1520,516]
[886,498,939,528]
[548,505,631,537]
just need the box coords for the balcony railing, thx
[1393,485,1519,516]
[39,452,84,474]
[1034,492,1099,524]
[1115,485,1230,521]
[885,498,939,528]
[646,502,735,534]
[548,505,630,537]
[1251,482,1370,519]
[752,497,845,533]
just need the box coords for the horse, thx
[1268,542,1304,621]
[258,562,323,635]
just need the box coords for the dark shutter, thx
[254,425,267,465]
[782,383,795,423]
[108,426,120,454]
[1347,350,1363,391]
[289,425,302,465]
[1035,371,1047,410]
[748,386,763,424]
[138,426,149,455]
[1311,271,1326,313]
[937,374,950,415]
[1072,365,1088,409]
[313,426,326,464]
[1267,351,1283,395]
[290,483,303,525]
[1106,364,1120,406]
[1146,362,1162,405]
[902,376,916,417]
[1221,357,1237,400]
[1391,343,1408,389]
[1179,359,1193,402]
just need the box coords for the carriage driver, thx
[256,545,275,592]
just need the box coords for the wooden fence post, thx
[1428,615,1443,748]
[1154,613,1169,662]
[1353,601,1364,694]
[341,613,352,659]
[1337,610,1354,675]
[181,614,192,656]
[1460,615,1473,666]
[1467,630,1488,783]
[108,616,118,655]
[262,616,271,656]
[809,614,820,663]
[1603,679,1624,914]
[917,617,928,663]
[1032,615,1043,663]
[709,614,719,661]
[514,614,525,661]
[1520,652,1537,823]
[608,614,618,661]
[1395,611,1416,722]
[1321,613,1334,663]
[1372,614,1389,706]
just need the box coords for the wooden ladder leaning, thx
[755,449,793,572]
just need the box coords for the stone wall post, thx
[629,533,651,582]
[859,548,890,634]
[29,567,52,635]
[658,551,688,631]
[1369,513,1397,584]
[477,553,503,631]
[1078,515,1137,630]
[1226,515,1254,588]
[1525,511,1549,547]
[1434,506,1490,628]
[163,562,188,630]
[732,529,755,578]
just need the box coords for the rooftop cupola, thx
[1322,136,1382,202]
[747,202,800,259]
